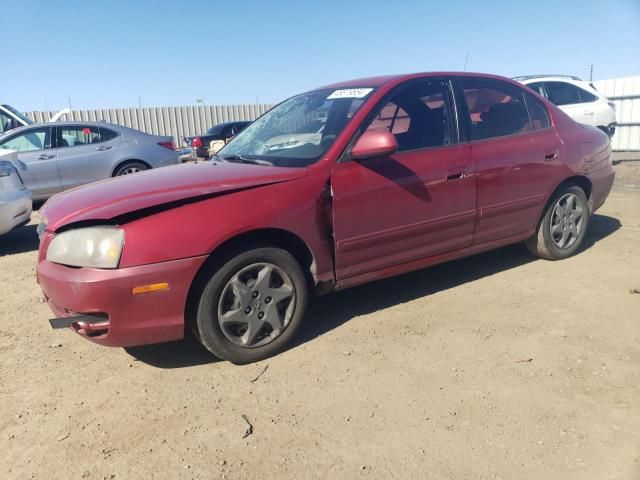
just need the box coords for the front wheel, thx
[194,247,308,364]
[525,185,589,260]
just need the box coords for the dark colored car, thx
[184,121,251,158]
[37,72,614,364]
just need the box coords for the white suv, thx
[515,75,616,137]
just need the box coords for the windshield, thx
[1,105,34,125]
[218,88,374,167]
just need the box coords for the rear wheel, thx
[525,185,589,260]
[194,247,308,364]
[114,161,149,176]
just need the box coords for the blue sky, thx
[3,0,639,111]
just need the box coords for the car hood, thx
[42,161,308,232]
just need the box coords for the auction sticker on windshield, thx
[327,88,374,99]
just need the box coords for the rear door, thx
[55,124,121,191]
[0,126,61,199]
[455,77,564,244]
[331,79,476,281]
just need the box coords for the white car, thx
[0,149,32,236]
[1,103,70,136]
[515,75,617,137]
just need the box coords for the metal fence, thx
[24,75,640,151]
[26,104,274,147]
[593,76,640,151]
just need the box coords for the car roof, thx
[212,121,250,127]
[314,71,527,91]
[513,74,583,82]
[0,121,140,139]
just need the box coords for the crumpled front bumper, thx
[36,252,207,347]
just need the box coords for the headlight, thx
[47,227,125,269]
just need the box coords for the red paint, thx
[36,72,615,348]
[351,130,399,159]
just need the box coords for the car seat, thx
[477,103,529,139]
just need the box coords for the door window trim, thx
[452,76,550,145]
[0,126,53,151]
[339,77,462,162]
[54,125,105,149]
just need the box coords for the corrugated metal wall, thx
[23,75,640,151]
[26,104,274,147]
[593,76,640,151]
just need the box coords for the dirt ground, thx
[1,163,639,480]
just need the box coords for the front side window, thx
[460,78,530,140]
[219,88,373,167]
[544,82,581,106]
[364,81,454,151]
[0,127,51,152]
[58,126,101,147]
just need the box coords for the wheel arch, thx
[111,159,152,177]
[184,227,318,333]
[535,175,593,230]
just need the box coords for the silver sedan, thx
[0,121,179,200]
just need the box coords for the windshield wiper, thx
[222,155,274,166]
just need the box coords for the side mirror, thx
[351,130,398,160]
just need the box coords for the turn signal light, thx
[132,283,170,295]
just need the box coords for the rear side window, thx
[544,82,581,106]
[523,93,550,130]
[58,126,101,147]
[578,88,597,103]
[100,128,119,141]
[459,78,530,141]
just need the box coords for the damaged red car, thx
[37,72,615,364]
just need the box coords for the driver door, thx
[331,79,476,282]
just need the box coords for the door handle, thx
[446,167,468,181]
[96,146,112,151]
[544,150,558,161]
[583,111,594,116]
[37,154,55,160]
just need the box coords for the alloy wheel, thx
[549,192,585,249]
[217,263,296,348]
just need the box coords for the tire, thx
[194,246,308,364]
[113,161,149,176]
[525,185,589,260]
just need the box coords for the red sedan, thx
[37,72,614,364]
